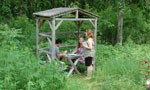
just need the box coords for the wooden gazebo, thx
[33,8,99,69]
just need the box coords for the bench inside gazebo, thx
[33,8,99,75]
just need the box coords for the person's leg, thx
[87,64,93,77]
[85,57,93,78]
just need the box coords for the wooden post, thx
[89,20,95,28]
[52,17,56,60]
[76,10,78,19]
[77,21,83,39]
[93,18,97,71]
[36,19,39,57]
[55,20,63,31]
[77,21,80,39]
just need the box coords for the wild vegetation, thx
[1,0,150,90]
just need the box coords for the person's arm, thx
[83,39,93,50]
[72,47,78,54]
[56,50,67,58]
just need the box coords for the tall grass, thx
[94,43,150,90]
[55,42,148,90]
[0,45,68,90]
[1,16,150,90]
[0,24,67,90]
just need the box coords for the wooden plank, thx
[89,20,95,28]
[78,8,99,18]
[47,54,52,64]
[55,20,63,31]
[39,47,49,50]
[93,18,98,71]
[77,21,81,39]
[39,31,85,35]
[67,58,80,77]
[56,18,95,21]
[60,44,76,48]
[33,8,99,18]
[67,58,79,77]
[39,44,76,50]
[48,20,53,30]
[76,10,78,19]
[56,31,85,34]
[36,19,39,57]
[77,21,83,39]
[39,19,46,28]
[51,17,56,60]
[42,51,52,55]
[34,9,77,18]
[39,33,52,38]
[78,9,98,18]
[68,58,80,74]
[36,17,50,20]
[47,37,52,46]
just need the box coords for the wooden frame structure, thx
[33,8,99,69]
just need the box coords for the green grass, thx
[0,27,149,90]
[63,43,150,90]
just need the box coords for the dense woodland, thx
[0,0,150,45]
[0,0,150,90]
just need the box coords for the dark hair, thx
[56,39,62,44]
[77,37,84,48]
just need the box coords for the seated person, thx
[72,37,86,63]
[49,39,67,61]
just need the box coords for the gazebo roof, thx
[33,8,99,18]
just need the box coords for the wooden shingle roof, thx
[33,8,99,18]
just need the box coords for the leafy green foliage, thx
[9,15,36,48]
[0,23,149,89]
[1,0,150,44]
[0,24,23,46]
[94,42,150,90]
[0,25,67,90]
[1,1,150,90]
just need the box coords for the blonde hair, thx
[86,29,94,40]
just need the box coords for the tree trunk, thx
[117,5,124,45]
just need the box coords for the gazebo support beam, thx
[93,18,98,71]
[55,20,63,30]
[39,44,77,50]
[36,19,39,57]
[47,37,52,46]
[39,19,46,28]
[51,17,56,60]
[77,22,80,39]
[89,20,95,28]
[77,21,83,39]
[48,20,53,30]
[78,10,96,18]
[76,10,78,19]
[56,18,95,21]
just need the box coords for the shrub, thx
[9,15,36,48]
[0,25,67,90]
